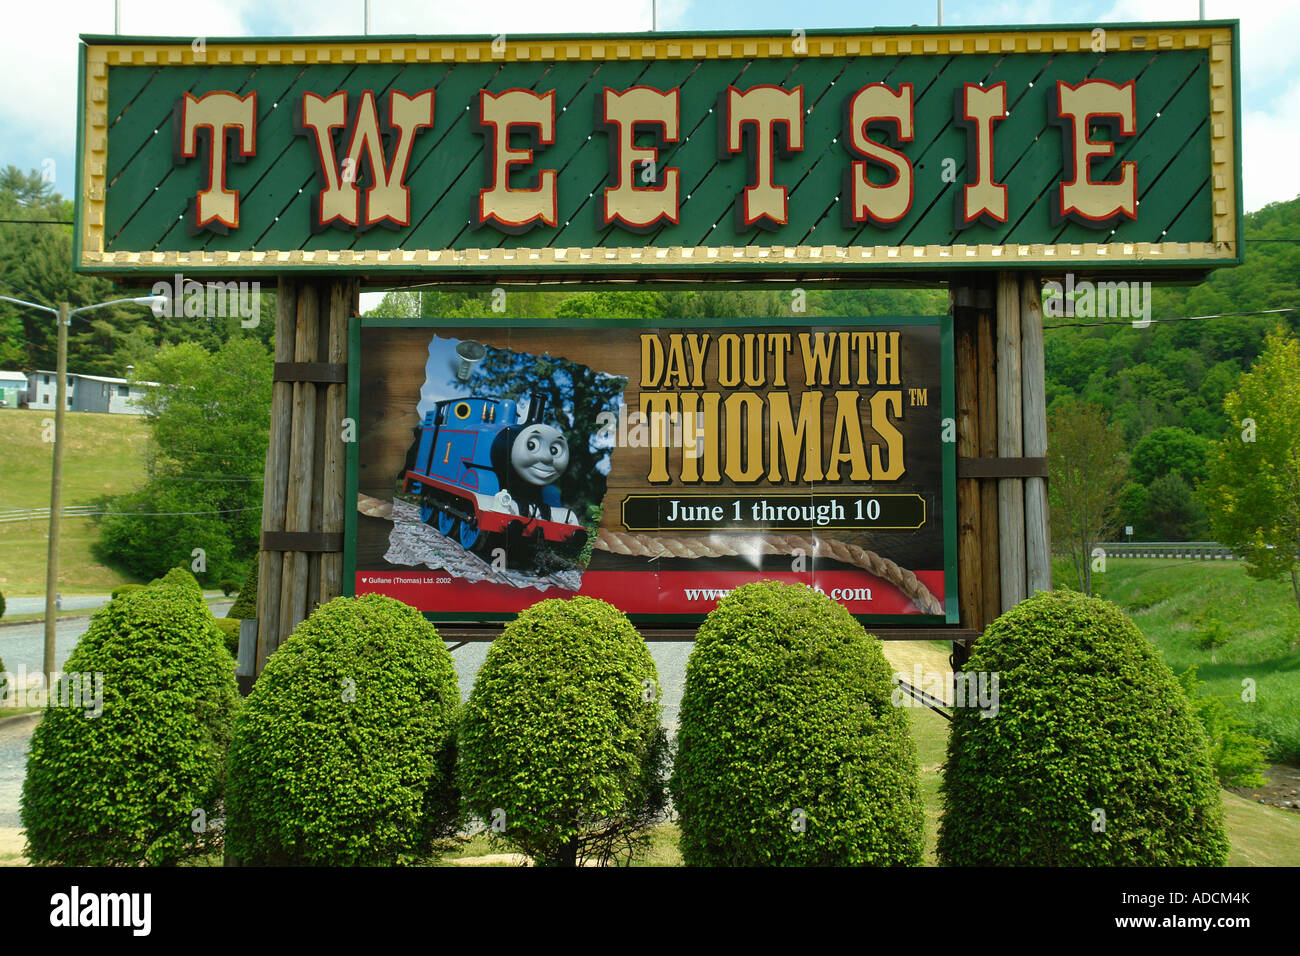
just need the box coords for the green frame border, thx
[344,313,959,627]
[75,20,1243,280]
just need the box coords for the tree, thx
[1201,326,1300,623]
[1048,400,1129,594]
[1130,426,1210,487]
[94,337,271,583]
[1145,471,1207,541]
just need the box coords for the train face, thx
[402,395,588,558]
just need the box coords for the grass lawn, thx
[0,409,149,597]
[0,516,140,596]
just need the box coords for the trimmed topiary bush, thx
[458,596,668,867]
[109,583,144,600]
[226,563,258,620]
[938,589,1229,866]
[149,566,203,601]
[671,581,923,866]
[225,594,460,865]
[20,585,239,865]
[213,618,241,658]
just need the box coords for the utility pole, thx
[44,303,68,681]
[1,293,163,679]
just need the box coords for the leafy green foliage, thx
[1200,325,1300,617]
[149,566,203,600]
[1131,427,1211,487]
[0,590,5,620]
[1042,198,1300,538]
[109,584,145,600]
[0,165,274,374]
[20,583,239,865]
[225,594,460,866]
[671,581,924,866]
[93,337,271,585]
[1048,400,1129,593]
[1179,667,1268,788]
[226,562,258,620]
[458,596,667,867]
[938,590,1229,866]
[1145,472,1209,541]
[213,618,241,657]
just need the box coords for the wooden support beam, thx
[320,280,355,608]
[1020,273,1051,596]
[952,284,984,641]
[976,288,1001,630]
[996,271,1026,611]
[255,281,296,675]
[278,285,321,644]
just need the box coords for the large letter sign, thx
[79,24,1240,278]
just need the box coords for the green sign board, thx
[76,22,1241,279]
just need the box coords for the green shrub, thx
[225,594,460,865]
[458,596,668,866]
[1247,686,1300,764]
[220,579,239,597]
[226,563,258,620]
[1179,668,1268,788]
[671,581,923,866]
[0,590,5,619]
[0,653,7,705]
[938,589,1229,866]
[20,586,239,865]
[213,618,241,658]
[149,566,204,602]
[110,583,144,600]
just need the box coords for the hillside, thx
[0,409,148,595]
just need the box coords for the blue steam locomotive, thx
[401,393,588,559]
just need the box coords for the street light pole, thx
[44,303,68,682]
[0,293,166,680]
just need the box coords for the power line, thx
[93,506,262,517]
[1043,306,1300,331]
[0,218,72,225]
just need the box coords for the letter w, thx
[298,89,435,230]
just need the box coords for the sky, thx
[0,1,1292,248]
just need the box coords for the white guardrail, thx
[0,506,98,523]
[1098,541,1240,560]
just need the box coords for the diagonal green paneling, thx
[88,34,1232,275]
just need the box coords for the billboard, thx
[76,23,1240,280]
[346,316,957,623]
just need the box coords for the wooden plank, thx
[1020,272,1051,596]
[255,279,297,674]
[976,294,1000,629]
[319,278,354,607]
[953,286,983,636]
[996,270,1025,611]
[277,283,321,645]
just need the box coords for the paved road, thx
[0,600,234,675]
[5,594,118,616]
[5,591,233,617]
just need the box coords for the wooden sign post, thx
[72,23,1242,672]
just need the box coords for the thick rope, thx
[594,529,942,615]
